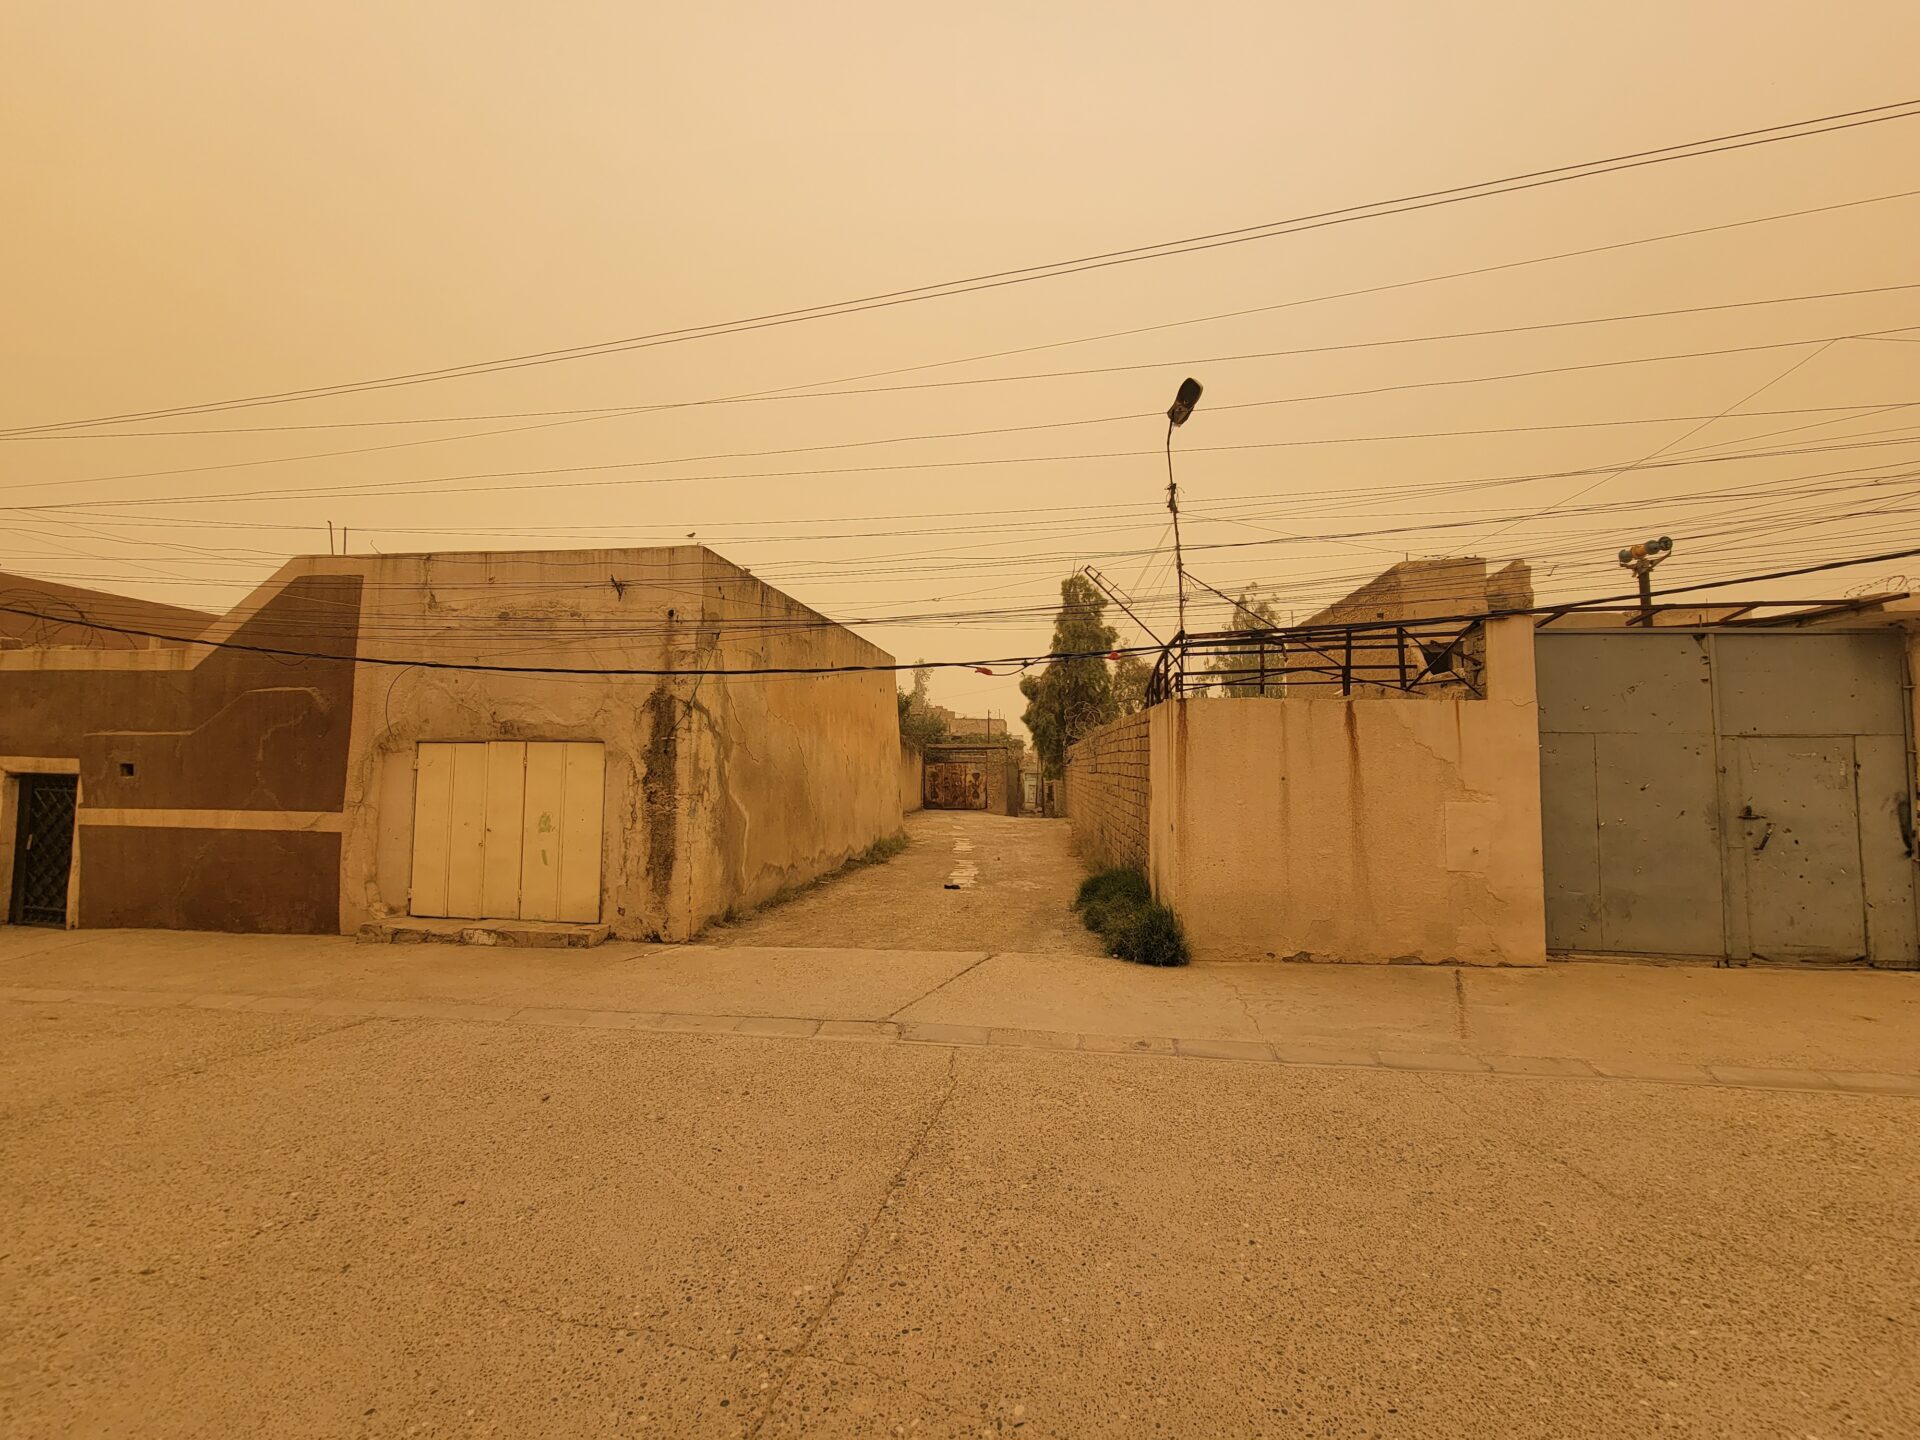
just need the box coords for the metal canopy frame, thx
[1137,594,1910,708]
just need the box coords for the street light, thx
[1168,377,1203,428]
[1165,378,1203,667]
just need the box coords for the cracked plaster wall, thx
[1148,616,1547,966]
[338,547,898,941]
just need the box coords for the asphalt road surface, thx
[3,925,1916,1438]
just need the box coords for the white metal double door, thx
[410,741,604,922]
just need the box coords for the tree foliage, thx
[896,662,950,749]
[1020,573,1119,776]
[1204,590,1283,696]
[1111,653,1152,716]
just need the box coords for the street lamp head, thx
[1167,376,1204,427]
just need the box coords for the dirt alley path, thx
[707,809,1102,954]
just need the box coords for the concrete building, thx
[1068,557,1920,969]
[930,709,1009,740]
[1,547,902,941]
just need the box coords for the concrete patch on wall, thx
[1444,802,1497,873]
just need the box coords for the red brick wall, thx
[1064,711,1150,872]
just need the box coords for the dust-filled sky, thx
[4,3,1919,731]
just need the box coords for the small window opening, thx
[119,762,136,778]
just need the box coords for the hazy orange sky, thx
[4,3,1918,728]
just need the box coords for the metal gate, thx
[1537,629,1917,966]
[8,774,78,927]
[924,762,987,810]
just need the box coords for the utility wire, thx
[17,330,1915,513]
[8,99,1918,437]
[7,546,1920,676]
[10,278,1914,443]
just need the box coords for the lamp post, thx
[1165,377,1203,687]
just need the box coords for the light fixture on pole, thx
[1164,377,1203,680]
[1617,535,1674,626]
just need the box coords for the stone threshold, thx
[355,920,610,948]
[3,985,1915,1099]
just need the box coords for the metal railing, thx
[1142,616,1487,704]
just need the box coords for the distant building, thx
[929,707,1009,739]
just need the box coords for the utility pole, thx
[1164,377,1203,687]
[1617,535,1674,626]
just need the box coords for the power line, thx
[17,331,1916,513]
[12,438,1920,615]
[7,546,1920,675]
[9,278,1913,444]
[10,452,1918,634]
[8,99,1918,437]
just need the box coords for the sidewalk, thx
[4,927,1915,1093]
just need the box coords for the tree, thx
[1111,653,1152,716]
[896,662,950,749]
[1020,574,1119,776]
[1204,591,1283,696]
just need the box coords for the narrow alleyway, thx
[707,810,1101,954]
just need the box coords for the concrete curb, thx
[4,985,1916,1099]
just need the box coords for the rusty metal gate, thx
[924,762,988,810]
[8,774,77,927]
[1537,629,1917,966]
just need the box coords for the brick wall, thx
[1064,711,1151,872]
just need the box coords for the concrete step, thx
[356,918,610,949]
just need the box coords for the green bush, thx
[1073,868,1188,966]
[1105,901,1189,967]
[1074,868,1151,913]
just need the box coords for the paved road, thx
[3,928,1917,1438]
[707,811,1100,955]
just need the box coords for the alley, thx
[707,810,1100,955]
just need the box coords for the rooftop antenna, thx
[1081,564,1163,645]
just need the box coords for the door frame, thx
[0,758,82,929]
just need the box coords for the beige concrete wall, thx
[1149,618,1547,966]
[900,742,923,815]
[338,546,899,941]
[674,570,901,933]
[1064,711,1151,872]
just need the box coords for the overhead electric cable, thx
[7,98,1918,436]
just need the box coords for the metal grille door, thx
[9,775,77,927]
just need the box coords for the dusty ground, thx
[3,924,1918,1439]
[706,811,1100,955]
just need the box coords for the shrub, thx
[1073,868,1189,966]
[1105,901,1189,967]
[1074,868,1151,913]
